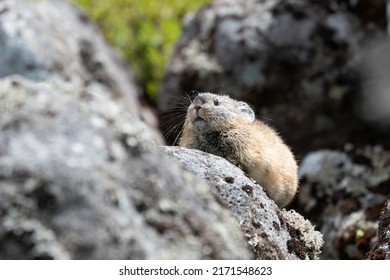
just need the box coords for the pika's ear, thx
[237,101,255,122]
[189,90,200,101]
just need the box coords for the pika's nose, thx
[193,99,203,111]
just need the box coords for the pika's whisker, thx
[178,92,298,208]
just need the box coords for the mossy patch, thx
[73,0,210,100]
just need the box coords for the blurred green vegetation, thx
[73,0,209,100]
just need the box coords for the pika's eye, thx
[213,98,219,106]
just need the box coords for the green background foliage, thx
[73,0,209,100]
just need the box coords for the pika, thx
[179,92,298,208]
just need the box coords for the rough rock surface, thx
[162,146,324,260]
[0,0,254,260]
[295,146,390,259]
[0,76,252,260]
[157,0,389,154]
[366,200,390,260]
[157,0,390,259]
[0,0,158,130]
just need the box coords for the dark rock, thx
[162,146,324,260]
[295,146,390,259]
[0,76,251,259]
[157,0,389,155]
[366,200,390,260]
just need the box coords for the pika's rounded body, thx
[179,92,298,208]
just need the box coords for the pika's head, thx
[185,92,255,132]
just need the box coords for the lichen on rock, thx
[295,146,390,259]
[0,0,254,260]
[366,199,390,260]
[162,146,324,259]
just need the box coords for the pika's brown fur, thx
[179,92,298,208]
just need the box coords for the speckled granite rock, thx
[0,0,157,130]
[0,76,252,260]
[162,146,324,260]
[0,0,254,260]
[366,199,390,260]
[295,146,390,259]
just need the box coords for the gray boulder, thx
[0,0,157,129]
[158,0,388,154]
[296,147,390,259]
[0,76,251,259]
[0,0,253,260]
[162,146,324,260]
[366,199,390,260]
